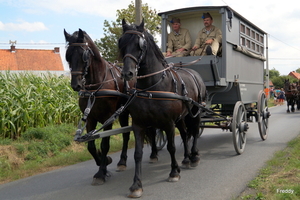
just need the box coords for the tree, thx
[268,68,280,79]
[272,75,298,89]
[95,1,161,62]
[296,68,300,74]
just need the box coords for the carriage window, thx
[260,35,264,43]
[246,27,250,36]
[240,24,245,33]
[256,44,259,51]
[241,37,245,46]
[261,46,264,54]
[246,40,250,48]
[251,30,255,39]
[240,22,265,54]
[251,42,255,50]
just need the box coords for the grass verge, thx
[236,135,300,200]
[0,123,135,184]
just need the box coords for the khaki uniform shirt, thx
[193,25,222,48]
[167,28,192,53]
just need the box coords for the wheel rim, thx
[198,122,205,138]
[155,129,167,151]
[232,101,247,154]
[257,91,269,140]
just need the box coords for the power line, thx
[268,34,300,52]
[269,58,300,60]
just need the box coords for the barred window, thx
[240,22,264,54]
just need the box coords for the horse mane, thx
[118,22,167,66]
[144,31,167,65]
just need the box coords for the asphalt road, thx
[0,103,299,200]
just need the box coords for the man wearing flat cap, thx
[164,18,192,57]
[191,12,222,56]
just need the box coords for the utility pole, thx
[135,0,142,25]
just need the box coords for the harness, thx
[69,42,129,141]
[74,30,213,142]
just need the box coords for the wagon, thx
[158,5,270,154]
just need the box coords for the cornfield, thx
[0,71,81,139]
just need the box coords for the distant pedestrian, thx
[278,88,285,105]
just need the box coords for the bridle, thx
[122,30,147,71]
[69,42,94,86]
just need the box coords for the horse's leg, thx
[176,120,190,168]
[185,111,200,167]
[292,98,295,112]
[128,125,144,198]
[165,125,180,182]
[91,124,113,185]
[116,111,130,172]
[286,98,290,113]
[146,127,158,163]
[86,120,100,164]
[86,120,111,185]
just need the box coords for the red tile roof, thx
[0,47,64,71]
[288,71,300,80]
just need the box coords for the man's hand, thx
[191,46,198,51]
[175,48,185,53]
[205,39,214,45]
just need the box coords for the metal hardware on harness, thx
[75,88,230,142]
[74,94,96,141]
[75,89,137,142]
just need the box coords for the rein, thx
[136,57,202,79]
[69,42,126,141]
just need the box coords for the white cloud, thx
[0,21,48,32]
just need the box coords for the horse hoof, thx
[149,157,158,163]
[91,171,112,185]
[181,159,190,169]
[181,163,190,169]
[116,165,127,172]
[190,157,200,167]
[91,178,105,185]
[128,189,143,198]
[107,156,112,165]
[190,160,200,167]
[168,175,180,182]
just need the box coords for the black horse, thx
[283,79,298,112]
[118,19,206,198]
[64,29,160,185]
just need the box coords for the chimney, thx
[54,47,59,53]
[10,45,16,53]
[9,40,17,53]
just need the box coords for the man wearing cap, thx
[164,18,192,57]
[191,12,222,56]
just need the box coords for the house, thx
[268,80,274,88]
[288,71,300,80]
[0,44,66,76]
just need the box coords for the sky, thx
[1,0,300,75]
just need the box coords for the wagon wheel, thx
[155,129,167,151]
[197,122,205,138]
[232,101,248,155]
[257,90,270,140]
